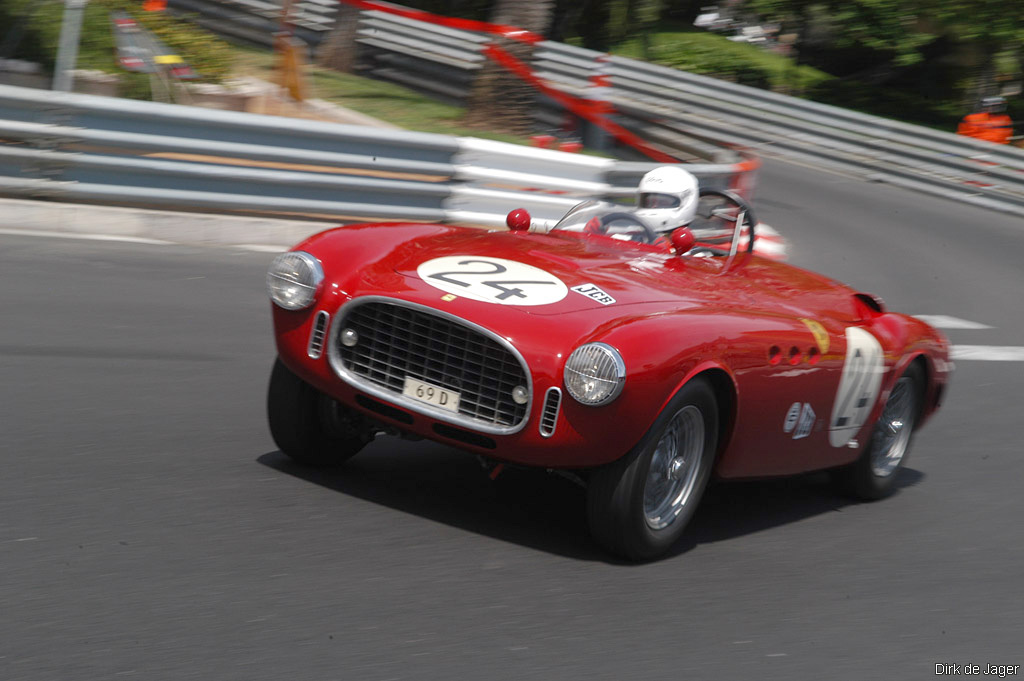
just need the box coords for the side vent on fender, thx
[308,311,329,359]
[539,387,562,438]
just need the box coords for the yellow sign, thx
[801,319,830,354]
[441,294,457,302]
[154,54,183,64]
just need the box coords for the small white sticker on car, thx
[417,256,568,306]
[783,402,801,433]
[793,403,816,440]
[571,283,616,305]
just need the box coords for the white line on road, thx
[915,315,994,329]
[0,227,172,245]
[0,228,289,252]
[235,244,286,253]
[951,346,1024,362]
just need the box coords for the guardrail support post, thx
[53,0,89,92]
[581,54,612,151]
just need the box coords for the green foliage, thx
[744,0,1023,97]
[613,26,829,92]
[128,8,234,83]
[809,78,965,130]
[649,41,773,88]
[1,0,233,96]
[236,50,541,146]
[747,0,933,67]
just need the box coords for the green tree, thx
[921,0,1023,104]
[607,0,665,59]
[745,0,1023,105]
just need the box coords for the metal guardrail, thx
[159,2,1024,206]
[168,0,333,49]
[336,5,1024,218]
[355,10,486,105]
[10,0,1024,221]
[159,1,740,162]
[0,84,753,228]
[596,56,1024,217]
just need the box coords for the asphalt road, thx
[2,158,1022,680]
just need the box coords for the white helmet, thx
[635,165,699,232]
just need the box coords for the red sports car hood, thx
[301,222,864,323]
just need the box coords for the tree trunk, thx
[316,4,361,72]
[463,0,553,136]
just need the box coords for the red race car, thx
[266,189,952,560]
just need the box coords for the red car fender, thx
[876,312,950,422]
[660,359,738,444]
[574,313,741,453]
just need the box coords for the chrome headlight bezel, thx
[267,251,324,311]
[563,342,626,406]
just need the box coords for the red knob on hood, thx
[671,226,695,254]
[506,208,531,232]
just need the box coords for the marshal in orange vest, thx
[958,97,1013,144]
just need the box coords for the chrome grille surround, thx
[327,296,532,435]
[307,310,329,359]
[539,387,561,438]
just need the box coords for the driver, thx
[634,165,700,234]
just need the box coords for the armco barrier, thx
[0,84,754,228]
[297,0,1024,218]
[595,56,1024,216]
[167,0,333,49]
[160,1,1024,214]
[355,9,487,104]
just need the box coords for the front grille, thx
[333,299,530,432]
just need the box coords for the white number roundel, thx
[417,256,568,306]
[829,326,885,447]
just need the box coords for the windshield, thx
[551,201,657,244]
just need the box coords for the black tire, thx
[267,358,375,466]
[833,363,924,500]
[587,378,718,561]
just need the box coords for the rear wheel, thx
[587,379,718,561]
[834,363,923,500]
[267,358,375,466]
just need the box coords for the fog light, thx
[341,328,359,347]
[511,385,529,405]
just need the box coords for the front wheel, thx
[833,363,923,500]
[267,358,375,466]
[587,379,718,561]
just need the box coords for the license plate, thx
[402,377,460,413]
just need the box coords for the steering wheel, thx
[691,188,758,255]
[586,211,659,244]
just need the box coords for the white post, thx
[53,0,89,91]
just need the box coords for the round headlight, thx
[564,342,626,406]
[267,251,323,310]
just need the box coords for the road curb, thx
[0,198,337,248]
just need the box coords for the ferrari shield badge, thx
[800,318,830,354]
